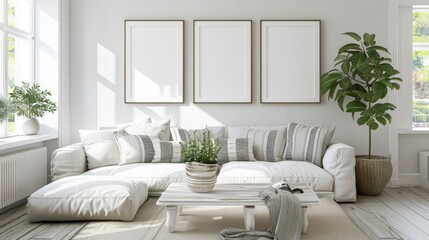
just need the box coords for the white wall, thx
[68,0,390,157]
[35,0,59,134]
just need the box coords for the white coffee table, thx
[157,183,319,233]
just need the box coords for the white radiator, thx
[419,152,429,191]
[0,147,47,209]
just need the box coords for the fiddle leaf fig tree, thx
[321,32,402,158]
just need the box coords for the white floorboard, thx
[341,187,429,240]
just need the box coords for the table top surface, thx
[157,183,320,206]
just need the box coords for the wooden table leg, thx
[301,207,308,233]
[243,206,255,231]
[166,205,178,232]
[177,205,183,216]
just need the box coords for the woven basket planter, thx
[355,155,392,196]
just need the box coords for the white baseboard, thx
[398,173,420,186]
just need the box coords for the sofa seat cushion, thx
[27,176,148,222]
[83,163,186,194]
[217,161,334,192]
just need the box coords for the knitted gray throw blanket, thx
[219,188,302,240]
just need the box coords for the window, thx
[0,0,34,137]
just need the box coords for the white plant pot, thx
[22,118,40,135]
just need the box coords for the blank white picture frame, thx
[125,20,184,103]
[261,20,320,103]
[194,20,252,103]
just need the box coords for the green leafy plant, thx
[0,97,11,124]
[181,129,220,164]
[9,82,57,118]
[321,32,402,158]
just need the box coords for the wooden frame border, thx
[193,20,252,103]
[260,20,321,103]
[124,20,185,104]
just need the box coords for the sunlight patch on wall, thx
[97,82,115,128]
[179,105,223,128]
[97,43,116,83]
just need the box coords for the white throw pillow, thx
[282,122,335,167]
[114,130,182,165]
[247,127,286,161]
[124,119,171,141]
[79,129,121,169]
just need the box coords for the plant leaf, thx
[338,43,361,54]
[346,101,366,113]
[343,32,362,42]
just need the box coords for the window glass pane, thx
[7,0,33,33]
[7,35,33,135]
[412,50,429,128]
[413,9,429,129]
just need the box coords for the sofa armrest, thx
[51,143,87,181]
[322,143,356,202]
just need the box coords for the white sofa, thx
[51,127,357,202]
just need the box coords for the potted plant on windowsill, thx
[321,32,402,195]
[181,129,220,193]
[9,82,58,135]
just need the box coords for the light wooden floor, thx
[1,187,429,240]
[341,187,429,240]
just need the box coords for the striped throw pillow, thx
[247,128,287,161]
[170,126,226,142]
[216,138,257,164]
[282,122,335,166]
[114,130,182,165]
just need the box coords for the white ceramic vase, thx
[185,162,218,193]
[22,118,40,135]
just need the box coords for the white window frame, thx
[0,0,34,138]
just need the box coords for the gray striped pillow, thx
[170,126,226,142]
[282,122,335,166]
[216,138,257,164]
[114,130,181,165]
[247,128,287,161]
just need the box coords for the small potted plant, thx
[9,82,58,135]
[181,129,220,193]
[321,32,402,195]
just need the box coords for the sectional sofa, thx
[51,122,357,202]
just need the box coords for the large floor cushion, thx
[27,176,148,222]
[217,161,334,192]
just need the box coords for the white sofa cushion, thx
[282,122,335,167]
[248,128,286,161]
[27,176,148,222]
[124,119,171,141]
[79,129,121,169]
[217,161,334,192]
[217,138,257,164]
[51,143,87,181]
[83,163,187,194]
